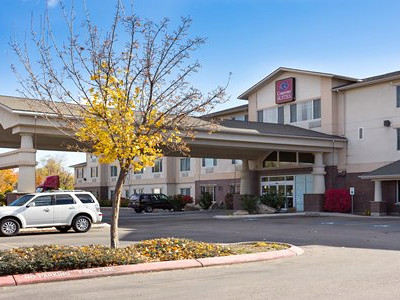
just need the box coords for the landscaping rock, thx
[233,210,249,215]
[257,204,276,214]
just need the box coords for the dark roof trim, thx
[204,104,248,118]
[334,71,400,91]
[238,67,358,100]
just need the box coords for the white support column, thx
[240,159,252,195]
[373,180,382,202]
[312,152,326,194]
[17,133,36,193]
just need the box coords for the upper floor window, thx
[90,166,98,178]
[397,86,400,107]
[261,106,284,124]
[202,158,217,167]
[76,168,84,179]
[152,159,163,173]
[134,168,144,174]
[290,99,321,123]
[90,155,97,162]
[180,158,191,171]
[397,128,400,151]
[110,166,118,177]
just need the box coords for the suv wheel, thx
[56,226,72,233]
[72,215,92,233]
[144,205,153,213]
[0,218,20,236]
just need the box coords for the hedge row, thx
[0,238,234,276]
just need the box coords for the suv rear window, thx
[55,194,75,205]
[76,194,95,204]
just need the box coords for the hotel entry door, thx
[261,176,295,210]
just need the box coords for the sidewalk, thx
[213,211,400,219]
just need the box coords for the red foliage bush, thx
[324,189,351,213]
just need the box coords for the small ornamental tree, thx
[11,1,227,248]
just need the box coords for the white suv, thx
[0,191,103,236]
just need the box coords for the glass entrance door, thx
[261,176,295,211]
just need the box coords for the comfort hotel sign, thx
[275,77,295,104]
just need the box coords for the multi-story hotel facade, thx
[72,67,400,215]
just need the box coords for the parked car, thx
[0,191,103,236]
[129,193,173,213]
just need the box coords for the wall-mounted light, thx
[383,120,391,127]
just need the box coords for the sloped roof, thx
[238,67,358,100]
[335,70,400,91]
[360,160,400,180]
[204,104,248,118]
[69,162,87,168]
[219,119,346,140]
[0,95,82,116]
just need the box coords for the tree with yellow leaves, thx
[11,1,227,248]
[0,169,17,195]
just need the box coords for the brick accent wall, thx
[325,166,374,214]
[304,194,324,212]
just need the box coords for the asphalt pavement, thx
[1,208,400,250]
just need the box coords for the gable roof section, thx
[359,160,400,180]
[238,67,358,100]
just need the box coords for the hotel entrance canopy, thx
[0,95,346,193]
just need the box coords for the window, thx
[91,166,98,178]
[202,158,217,167]
[290,99,321,123]
[265,107,277,123]
[55,194,75,205]
[290,104,297,123]
[33,195,52,206]
[201,186,216,202]
[231,159,242,164]
[110,166,118,177]
[278,106,284,124]
[397,129,400,151]
[90,155,97,162]
[397,181,400,203]
[134,168,144,174]
[152,188,161,194]
[180,188,191,196]
[125,190,130,198]
[76,168,84,179]
[180,158,191,171]
[76,194,95,204]
[152,159,163,173]
[358,127,364,140]
[110,190,115,199]
[257,110,263,122]
[244,114,248,121]
[229,184,240,194]
[313,99,321,119]
[279,151,297,162]
[397,86,400,108]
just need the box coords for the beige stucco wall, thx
[344,82,400,172]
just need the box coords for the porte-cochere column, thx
[17,133,37,193]
[304,152,326,212]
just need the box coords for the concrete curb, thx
[213,212,399,219]
[19,223,110,234]
[0,245,303,287]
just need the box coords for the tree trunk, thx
[110,168,127,248]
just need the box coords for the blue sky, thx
[1,0,400,168]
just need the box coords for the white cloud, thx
[47,0,59,8]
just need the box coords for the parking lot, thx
[1,208,400,250]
